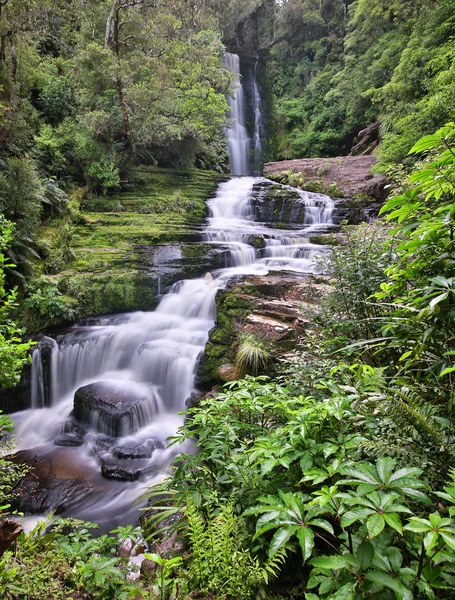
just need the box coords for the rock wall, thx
[264,156,388,201]
[196,274,331,389]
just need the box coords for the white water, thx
[12,53,335,527]
[226,53,250,176]
[252,61,264,175]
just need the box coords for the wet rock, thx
[54,433,83,447]
[92,434,117,452]
[218,364,240,382]
[245,314,295,342]
[10,449,94,514]
[54,421,85,447]
[112,440,165,459]
[73,381,153,437]
[247,234,266,249]
[101,460,148,482]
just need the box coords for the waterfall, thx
[12,52,335,528]
[251,61,264,175]
[225,53,250,176]
[225,53,264,176]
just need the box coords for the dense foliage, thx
[0,0,232,287]
[269,0,455,168]
[127,124,455,599]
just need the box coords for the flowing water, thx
[11,54,335,528]
[225,53,250,176]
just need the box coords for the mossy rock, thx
[196,287,253,388]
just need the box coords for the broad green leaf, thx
[297,526,315,563]
[388,547,403,572]
[268,525,296,558]
[439,530,455,551]
[365,571,413,600]
[308,518,334,535]
[376,457,395,483]
[310,555,350,570]
[357,540,374,569]
[341,506,374,528]
[367,513,385,538]
[384,512,403,535]
[332,582,356,600]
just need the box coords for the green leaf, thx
[365,571,413,600]
[384,512,403,535]
[341,506,374,528]
[268,525,296,558]
[297,526,315,563]
[332,582,356,600]
[310,555,351,570]
[367,513,385,538]
[357,540,374,569]
[439,530,455,551]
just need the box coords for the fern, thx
[184,499,285,599]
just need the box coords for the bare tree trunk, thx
[105,0,136,155]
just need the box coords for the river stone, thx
[73,381,152,437]
[101,460,149,482]
[54,421,85,447]
[54,433,83,447]
[112,440,165,459]
[218,364,240,382]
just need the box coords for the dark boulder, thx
[112,440,165,460]
[73,381,154,437]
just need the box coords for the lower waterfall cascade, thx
[12,176,336,528]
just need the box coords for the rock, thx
[264,156,388,201]
[244,314,295,342]
[112,440,165,459]
[247,234,266,249]
[101,460,148,482]
[73,381,155,437]
[0,519,23,558]
[54,421,85,447]
[140,558,157,580]
[10,449,95,514]
[218,364,240,382]
[54,433,83,447]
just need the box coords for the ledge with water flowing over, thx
[8,173,339,528]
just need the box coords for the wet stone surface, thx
[73,381,155,437]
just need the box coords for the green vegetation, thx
[0,0,230,327]
[269,0,455,170]
[0,216,34,387]
[235,331,271,376]
[127,124,455,598]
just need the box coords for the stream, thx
[10,54,336,529]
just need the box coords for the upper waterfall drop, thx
[225,53,250,176]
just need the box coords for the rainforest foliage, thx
[269,0,455,167]
[3,124,455,599]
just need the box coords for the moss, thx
[58,271,158,319]
[267,171,344,198]
[197,287,253,388]
[309,234,341,246]
[39,167,223,321]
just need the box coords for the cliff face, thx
[264,156,388,201]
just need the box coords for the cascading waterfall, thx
[12,54,336,528]
[251,61,264,175]
[225,53,250,176]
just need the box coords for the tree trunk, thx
[105,0,136,155]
